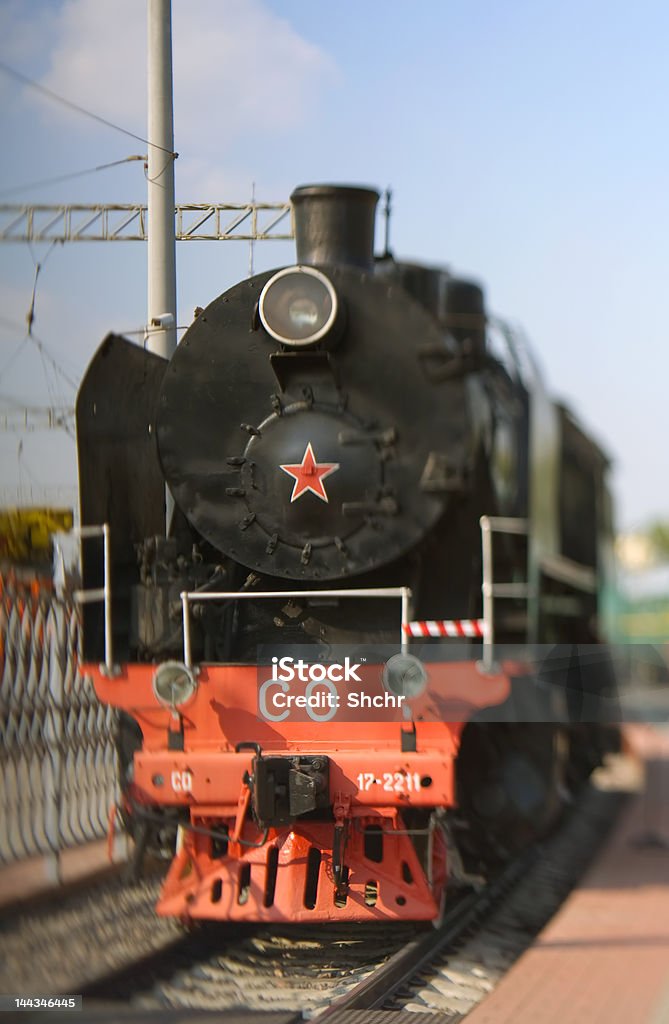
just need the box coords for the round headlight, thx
[259,266,338,346]
[152,661,198,710]
[382,653,428,699]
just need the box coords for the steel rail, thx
[313,851,535,1022]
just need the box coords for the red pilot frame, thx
[90,658,512,923]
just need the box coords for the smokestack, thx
[290,185,379,269]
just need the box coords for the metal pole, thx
[181,592,192,668]
[146,0,177,359]
[480,516,494,672]
[102,523,114,673]
[401,587,410,654]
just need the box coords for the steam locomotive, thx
[77,185,613,922]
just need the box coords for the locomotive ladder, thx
[479,515,531,672]
[401,517,532,672]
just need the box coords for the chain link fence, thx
[0,572,119,868]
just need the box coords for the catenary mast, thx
[146,0,177,359]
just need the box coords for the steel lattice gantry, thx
[0,200,293,433]
[0,202,293,243]
[0,406,75,433]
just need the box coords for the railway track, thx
[319,777,621,1021]
[73,762,631,1020]
[81,919,419,1014]
[2,757,636,1022]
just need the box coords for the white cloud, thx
[39,0,144,124]
[0,1,60,67]
[21,0,336,193]
[173,0,335,135]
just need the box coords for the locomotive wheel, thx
[565,723,613,787]
[456,722,568,865]
[116,712,182,865]
[116,711,142,791]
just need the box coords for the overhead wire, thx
[0,59,176,441]
[26,239,59,336]
[144,153,175,187]
[0,237,78,440]
[0,328,77,426]
[0,60,177,157]
[0,155,146,199]
[29,333,78,393]
[0,337,28,380]
[34,321,64,428]
[17,443,50,489]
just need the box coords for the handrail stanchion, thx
[181,592,192,669]
[480,516,494,672]
[102,523,113,675]
[179,587,412,666]
[401,587,411,654]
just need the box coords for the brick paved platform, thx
[0,835,128,911]
[467,726,669,1024]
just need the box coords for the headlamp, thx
[382,653,428,699]
[152,661,198,710]
[259,266,339,347]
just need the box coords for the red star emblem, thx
[280,442,340,503]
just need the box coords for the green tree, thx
[647,520,669,561]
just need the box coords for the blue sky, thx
[0,0,667,530]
